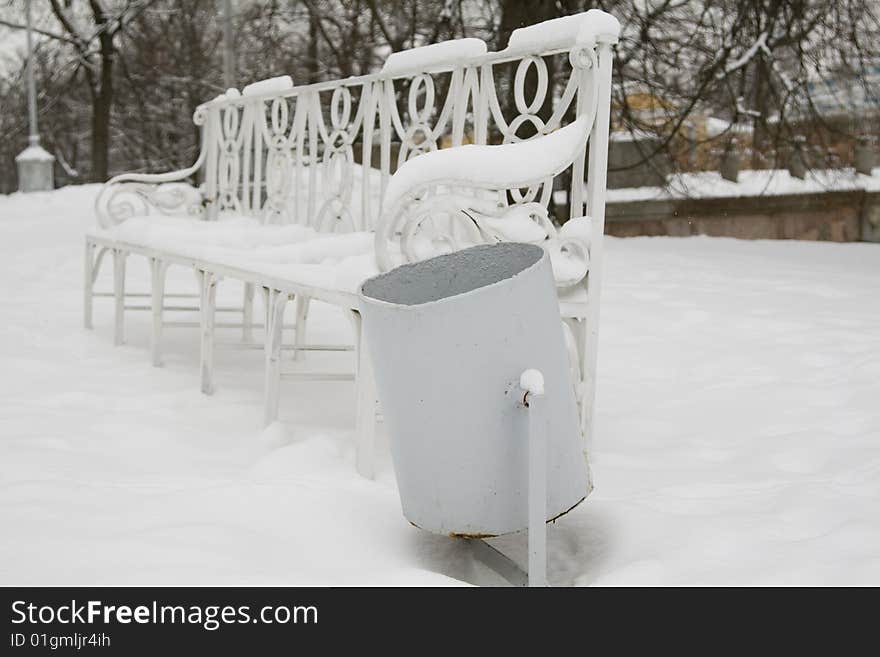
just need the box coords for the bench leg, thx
[112,248,127,346]
[293,295,311,360]
[562,317,586,416]
[264,289,289,425]
[150,258,168,367]
[261,286,271,335]
[581,317,596,452]
[349,310,377,479]
[84,240,96,329]
[199,270,218,395]
[242,282,256,343]
[567,316,592,446]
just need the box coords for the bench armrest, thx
[95,152,207,229]
[374,116,595,287]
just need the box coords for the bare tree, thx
[49,1,155,180]
[601,0,880,174]
[1,0,876,189]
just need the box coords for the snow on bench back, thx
[504,9,620,54]
[382,38,488,75]
[242,75,294,97]
[98,10,618,239]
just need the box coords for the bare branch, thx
[0,17,78,44]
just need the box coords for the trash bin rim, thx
[359,242,548,310]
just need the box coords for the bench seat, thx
[89,214,358,255]
[89,222,589,308]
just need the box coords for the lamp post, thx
[222,0,236,89]
[15,0,55,193]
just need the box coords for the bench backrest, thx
[195,14,617,232]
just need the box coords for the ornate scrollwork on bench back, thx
[96,17,613,244]
[197,39,602,230]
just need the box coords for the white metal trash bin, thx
[359,242,591,538]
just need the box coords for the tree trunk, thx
[90,18,115,182]
[307,8,320,83]
[751,62,769,169]
[91,86,112,182]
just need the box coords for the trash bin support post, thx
[523,369,548,587]
[468,370,549,587]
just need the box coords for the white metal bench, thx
[84,9,620,479]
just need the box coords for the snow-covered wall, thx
[601,187,880,243]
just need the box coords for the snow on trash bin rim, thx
[359,242,546,309]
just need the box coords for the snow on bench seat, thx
[234,253,380,300]
[90,215,316,251]
[91,215,373,261]
[89,212,589,310]
[229,242,586,300]
[98,220,582,302]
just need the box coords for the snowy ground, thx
[1,185,879,586]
